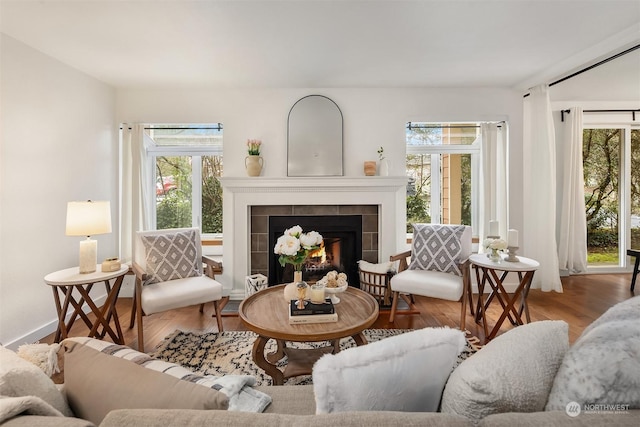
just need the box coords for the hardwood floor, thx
[40,273,636,352]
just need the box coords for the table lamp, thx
[66,200,112,273]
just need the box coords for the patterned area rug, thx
[151,329,482,386]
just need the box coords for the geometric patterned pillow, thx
[140,229,201,284]
[408,224,465,276]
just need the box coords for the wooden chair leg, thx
[135,283,145,352]
[389,291,400,322]
[212,300,224,332]
[631,255,640,292]
[129,289,137,329]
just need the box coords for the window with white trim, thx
[406,122,481,233]
[144,124,223,238]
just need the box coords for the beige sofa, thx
[2,296,638,426]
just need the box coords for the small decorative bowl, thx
[324,283,348,303]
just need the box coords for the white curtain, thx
[523,85,563,292]
[479,123,508,251]
[120,124,152,263]
[557,107,588,273]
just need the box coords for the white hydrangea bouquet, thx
[484,238,508,251]
[274,225,323,273]
[484,237,508,261]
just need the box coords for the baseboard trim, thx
[5,294,107,350]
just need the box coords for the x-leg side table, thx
[45,265,130,344]
[469,254,539,342]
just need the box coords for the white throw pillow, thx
[545,298,640,411]
[358,260,394,274]
[441,320,569,421]
[312,327,466,414]
[0,345,73,417]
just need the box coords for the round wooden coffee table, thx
[239,284,379,385]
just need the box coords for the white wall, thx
[117,86,525,231]
[0,35,118,348]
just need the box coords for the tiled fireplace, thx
[252,205,377,287]
[220,177,407,299]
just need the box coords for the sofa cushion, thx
[409,224,466,276]
[478,410,640,427]
[312,327,466,413]
[441,320,569,421]
[140,229,201,284]
[101,408,474,427]
[546,297,640,412]
[62,337,230,425]
[0,414,95,427]
[0,345,72,417]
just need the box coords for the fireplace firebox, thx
[268,215,362,287]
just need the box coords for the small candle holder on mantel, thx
[505,246,520,262]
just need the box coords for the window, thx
[583,121,640,269]
[406,123,480,233]
[144,124,223,237]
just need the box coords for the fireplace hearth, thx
[269,215,362,287]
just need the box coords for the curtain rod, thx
[523,44,640,98]
[560,109,640,122]
[406,121,505,130]
[119,125,223,130]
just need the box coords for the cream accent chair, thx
[389,225,473,330]
[130,227,227,351]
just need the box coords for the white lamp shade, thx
[66,201,112,236]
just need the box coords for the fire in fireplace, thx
[268,215,362,287]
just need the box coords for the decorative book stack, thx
[288,299,338,324]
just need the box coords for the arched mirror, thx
[287,95,343,176]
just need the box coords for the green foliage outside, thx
[155,155,223,233]
[406,194,430,232]
[583,128,640,265]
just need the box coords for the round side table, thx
[44,265,130,344]
[469,254,539,341]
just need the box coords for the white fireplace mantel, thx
[220,176,408,299]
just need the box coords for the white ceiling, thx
[1,0,639,98]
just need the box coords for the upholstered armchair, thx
[130,227,228,351]
[389,224,473,330]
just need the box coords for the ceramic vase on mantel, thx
[378,159,389,176]
[364,161,376,176]
[245,155,263,177]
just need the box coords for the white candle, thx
[508,229,519,247]
[489,220,499,237]
[310,284,326,304]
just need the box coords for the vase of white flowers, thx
[274,226,324,304]
[377,146,389,176]
[245,139,263,176]
[484,238,508,262]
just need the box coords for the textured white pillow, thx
[0,345,73,417]
[579,295,640,337]
[312,327,466,414]
[441,320,569,421]
[358,260,394,274]
[545,298,640,411]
